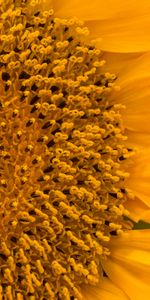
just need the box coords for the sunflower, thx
[0,0,150,299]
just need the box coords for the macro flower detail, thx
[0,1,150,300]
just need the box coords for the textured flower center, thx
[0,1,134,299]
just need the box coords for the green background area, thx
[133,221,150,229]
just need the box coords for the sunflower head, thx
[0,1,136,299]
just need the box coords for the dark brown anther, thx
[67,37,73,42]
[30,95,39,105]
[50,85,59,93]
[42,121,51,129]
[10,236,17,243]
[58,101,66,108]
[47,140,55,147]
[119,156,126,161]
[28,210,36,215]
[43,166,54,173]
[32,158,38,164]
[26,119,34,127]
[51,128,61,135]
[109,193,118,199]
[5,84,10,92]
[2,72,10,81]
[20,85,26,91]
[34,11,40,16]
[19,71,30,80]
[38,113,46,120]
[31,83,38,91]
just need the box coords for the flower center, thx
[0,1,134,299]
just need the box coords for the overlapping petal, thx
[102,230,150,300]
[108,52,150,134]
[125,148,150,212]
[42,0,150,52]
[82,277,129,300]
[124,196,150,223]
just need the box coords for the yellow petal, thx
[124,196,150,223]
[101,52,142,77]
[125,148,150,208]
[88,17,150,52]
[109,52,150,133]
[102,230,150,300]
[42,0,150,52]
[45,0,146,21]
[125,130,150,149]
[82,277,129,300]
